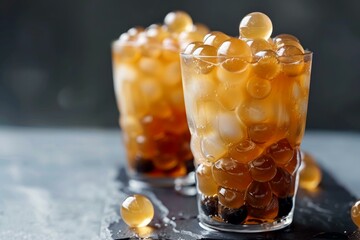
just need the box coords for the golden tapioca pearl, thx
[212,158,252,191]
[239,12,273,40]
[247,194,279,220]
[164,11,193,33]
[196,164,218,196]
[351,201,360,228]
[192,45,218,74]
[229,139,263,164]
[252,50,280,80]
[217,38,252,72]
[245,181,272,209]
[121,194,154,227]
[203,31,230,48]
[218,187,246,209]
[269,167,292,198]
[249,155,277,182]
[268,138,294,165]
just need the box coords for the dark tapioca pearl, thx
[277,197,293,218]
[219,204,248,224]
[133,155,155,173]
[200,195,218,217]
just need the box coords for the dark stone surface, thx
[109,167,357,240]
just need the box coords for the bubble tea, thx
[112,12,209,186]
[180,12,312,232]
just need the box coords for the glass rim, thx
[180,50,313,59]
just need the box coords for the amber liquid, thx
[112,43,193,179]
[181,53,312,225]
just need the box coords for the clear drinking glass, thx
[112,40,194,188]
[180,51,312,232]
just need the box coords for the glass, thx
[112,41,194,188]
[180,51,312,232]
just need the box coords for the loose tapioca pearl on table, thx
[239,12,273,40]
[351,201,360,228]
[299,152,322,190]
[121,194,154,227]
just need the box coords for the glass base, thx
[128,171,195,190]
[198,212,293,233]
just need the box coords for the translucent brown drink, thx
[180,12,312,232]
[112,12,209,187]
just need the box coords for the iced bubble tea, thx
[112,11,209,187]
[180,12,312,232]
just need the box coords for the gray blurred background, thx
[0,0,359,130]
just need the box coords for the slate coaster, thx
[108,167,358,240]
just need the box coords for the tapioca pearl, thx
[276,39,305,53]
[268,138,294,165]
[246,38,273,54]
[239,12,273,40]
[229,139,263,164]
[283,148,301,175]
[200,195,219,217]
[246,76,272,99]
[112,41,141,63]
[217,38,252,72]
[121,194,154,227]
[247,194,279,220]
[192,45,218,74]
[203,31,230,48]
[183,41,203,54]
[277,45,305,76]
[196,164,218,196]
[299,152,322,190]
[245,181,272,209]
[218,187,246,209]
[179,30,206,50]
[351,201,360,228]
[194,23,210,35]
[153,154,179,171]
[252,50,280,80]
[218,204,248,224]
[212,158,252,191]
[249,155,277,182]
[273,34,300,44]
[269,167,292,198]
[164,11,193,33]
